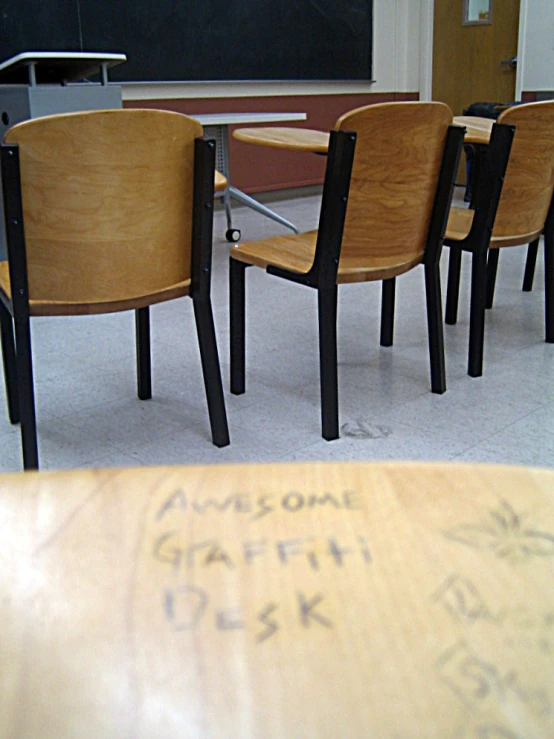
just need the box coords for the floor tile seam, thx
[448,401,554,461]
[118,434,214,464]
[340,388,431,415]
[52,402,202,438]
[228,419,324,451]
[485,398,554,435]
[509,338,554,359]
[372,412,498,448]
[272,438,331,461]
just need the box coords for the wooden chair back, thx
[3,109,204,308]
[335,102,453,268]
[493,101,554,243]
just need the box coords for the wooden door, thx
[432,0,520,115]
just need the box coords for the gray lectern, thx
[0,51,127,259]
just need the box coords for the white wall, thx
[517,0,554,96]
[122,0,425,100]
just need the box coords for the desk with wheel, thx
[193,112,307,242]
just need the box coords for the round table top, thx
[233,125,330,152]
[233,116,494,153]
[1,460,553,738]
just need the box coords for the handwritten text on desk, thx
[156,488,363,521]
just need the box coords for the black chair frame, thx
[443,123,516,377]
[486,225,550,308]
[230,124,465,441]
[0,136,229,470]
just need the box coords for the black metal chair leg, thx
[318,286,339,441]
[485,248,500,309]
[445,246,462,325]
[13,315,38,470]
[230,257,246,395]
[545,230,554,343]
[135,306,152,400]
[469,144,486,210]
[424,263,446,394]
[523,238,540,292]
[193,295,230,448]
[380,278,396,347]
[468,251,488,378]
[0,302,20,423]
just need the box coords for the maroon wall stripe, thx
[124,92,419,193]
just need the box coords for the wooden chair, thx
[2,460,553,737]
[443,100,554,377]
[0,109,230,470]
[229,103,465,440]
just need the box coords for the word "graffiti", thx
[153,534,372,571]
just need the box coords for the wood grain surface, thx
[3,109,204,314]
[493,101,554,243]
[447,103,554,249]
[230,230,423,283]
[233,117,490,156]
[453,115,494,145]
[1,461,553,738]
[334,102,453,270]
[233,126,330,153]
[231,103,455,282]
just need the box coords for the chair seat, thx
[230,230,423,283]
[214,170,228,192]
[0,262,191,316]
[445,207,474,241]
[446,206,543,249]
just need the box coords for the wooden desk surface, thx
[453,115,495,145]
[1,461,553,738]
[233,116,495,153]
[233,125,330,152]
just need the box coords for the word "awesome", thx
[156,488,363,522]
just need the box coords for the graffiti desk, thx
[0,461,553,737]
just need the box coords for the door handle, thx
[500,56,517,69]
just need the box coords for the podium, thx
[0,52,127,259]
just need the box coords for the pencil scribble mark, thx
[33,481,110,556]
[443,500,554,564]
[341,419,391,439]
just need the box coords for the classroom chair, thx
[443,101,554,377]
[0,109,230,470]
[229,102,465,440]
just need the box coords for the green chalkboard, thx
[1,0,373,82]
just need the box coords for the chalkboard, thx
[1,0,373,82]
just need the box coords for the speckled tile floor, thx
[1,187,553,471]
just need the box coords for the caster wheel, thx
[226,228,241,243]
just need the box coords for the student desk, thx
[193,112,307,241]
[234,117,494,212]
[1,460,553,737]
[233,116,494,153]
